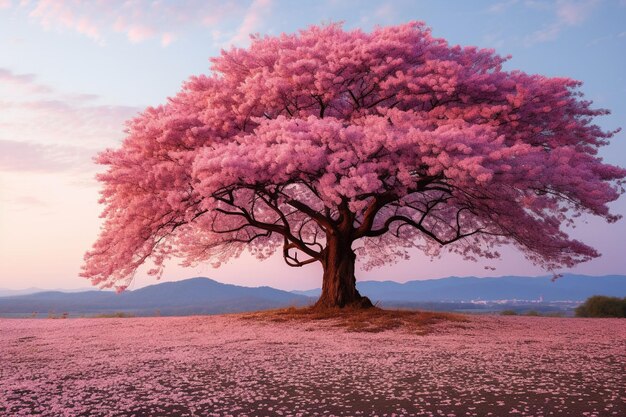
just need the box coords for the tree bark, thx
[314,234,373,309]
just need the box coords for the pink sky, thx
[1,0,625,291]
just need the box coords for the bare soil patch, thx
[240,306,467,334]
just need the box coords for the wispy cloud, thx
[0,66,139,174]
[525,0,599,45]
[227,0,273,47]
[0,67,53,94]
[0,194,52,215]
[125,25,156,44]
[0,139,96,173]
[0,99,138,149]
[556,0,595,25]
[7,0,251,47]
[12,195,49,209]
[585,29,626,46]
[486,0,519,14]
[161,32,176,47]
[373,3,396,22]
[482,32,506,49]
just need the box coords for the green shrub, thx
[500,310,518,316]
[575,296,626,318]
[93,312,135,318]
[525,310,540,317]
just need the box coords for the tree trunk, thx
[314,235,373,309]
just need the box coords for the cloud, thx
[11,0,250,47]
[126,25,156,44]
[0,99,138,149]
[482,32,506,49]
[63,93,100,103]
[556,1,593,25]
[0,67,53,94]
[486,0,519,14]
[527,24,562,44]
[586,33,613,46]
[227,0,273,47]
[161,32,176,47]
[0,71,118,161]
[28,0,104,43]
[373,3,396,22]
[586,28,626,46]
[12,195,49,208]
[525,0,599,45]
[0,67,139,174]
[0,0,11,9]
[0,139,96,173]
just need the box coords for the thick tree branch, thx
[286,198,337,234]
[352,192,398,239]
[283,240,319,267]
[367,213,483,245]
[213,190,323,261]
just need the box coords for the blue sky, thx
[1,0,625,290]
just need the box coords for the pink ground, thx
[1,315,624,417]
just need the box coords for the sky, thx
[0,0,625,291]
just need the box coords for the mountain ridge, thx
[293,274,626,301]
[0,277,310,316]
[1,274,624,317]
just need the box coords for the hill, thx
[0,277,310,317]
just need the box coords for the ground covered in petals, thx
[1,314,624,417]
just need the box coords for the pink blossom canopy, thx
[82,22,625,290]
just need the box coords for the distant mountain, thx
[294,274,626,302]
[3,275,624,317]
[291,289,322,297]
[0,287,93,297]
[0,288,45,297]
[0,277,310,317]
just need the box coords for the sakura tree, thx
[82,22,625,308]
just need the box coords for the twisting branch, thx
[253,188,323,260]
[368,212,484,245]
[283,239,319,267]
[352,192,398,239]
[211,185,323,263]
[286,198,336,233]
